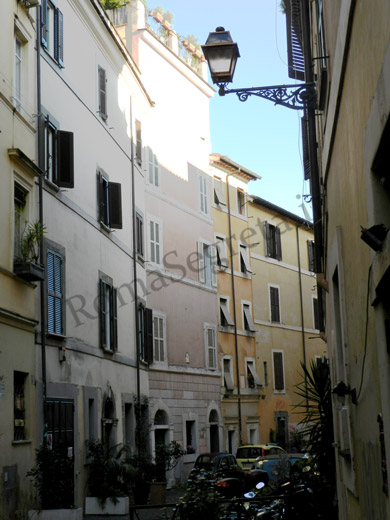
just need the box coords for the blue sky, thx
[150,0,312,220]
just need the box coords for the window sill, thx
[46,332,66,341]
[44,177,60,193]
[100,222,111,233]
[103,348,115,355]
[12,439,32,445]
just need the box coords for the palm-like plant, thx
[294,360,335,482]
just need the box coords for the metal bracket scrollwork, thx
[218,83,317,110]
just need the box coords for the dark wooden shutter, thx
[270,287,280,323]
[98,172,107,225]
[41,0,48,48]
[301,116,311,180]
[144,307,153,364]
[99,279,106,349]
[265,222,271,257]
[285,0,305,80]
[111,287,118,350]
[109,182,122,229]
[275,226,282,260]
[273,352,284,390]
[307,240,315,272]
[57,131,74,188]
[313,297,320,330]
[98,67,107,120]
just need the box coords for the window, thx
[215,235,228,268]
[149,219,162,265]
[41,0,64,67]
[98,66,107,121]
[98,171,122,229]
[135,120,142,166]
[223,357,234,390]
[272,351,285,391]
[265,222,282,260]
[186,420,196,453]
[205,325,217,370]
[47,249,64,335]
[237,189,246,215]
[153,313,165,363]
[307,240,316,272]
[136,212,144,258]
[313,297,320,330]
[198,241,217,287]
[269,286,280,323]
[14,36,22,111]
[14,371,27,441]
[213,177,226,206]
[239,244,252,274]
[138,304,153,363]
[242,302,256,332]
[264,361,268,386]
[88,398,97,442]
[42,115,74,188]
[246,360,262,388]
[13,183,28,259]
[148,149,159,186]
[99,277,118,351]
[219,297,234,327]
[199,174,208,214]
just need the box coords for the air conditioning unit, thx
[25,0,41,8]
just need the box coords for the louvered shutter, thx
[210,245,217,287]
[285,0,305,80]
[41,0,48,48]
[109,182,122,229]
[198,241,205,283]
[307,240,315,272]
[99,279,106,349]
[275,227,282,260]
[144,307,153,364]
[270,287,280,323]
[301,116,311,180]
[98,172,106,224]
[58,131,74,188]
[111,287,118,350]
[265,222,271,257]
[57,9,64,67]
[47,250,63,335]
[273,352,284,390]
[98,67,107,120]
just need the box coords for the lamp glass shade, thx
[202,28,240,84]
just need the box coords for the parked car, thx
[236,444,286,472]
[188,452,245,497]
[252,452,307,483]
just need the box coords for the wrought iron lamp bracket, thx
[218,82,317,110]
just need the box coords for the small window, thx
[41,0,64,67]
[215,235,228,268]
[153,313,165,363]
[47,249,64,335]
[239,244,252,274]
[265,222,282,260]
[87,398,98,443]
[198,242,217,287]
[242,303,256,332]
[205,325,217,370]
[99,278,117,351]
[98,66,107,121]
[42,115,74,188]
[135,120,142,166]
[237,189,245,215]
[186,420,196,454]
[219,297,234,327]
[313,297,320,330]
[269,286,280,323]
[213,177,226,206]
[223,357,234,390]
[14,35,22,111]
[273,351,285,392]
[136,213,144,258]
[199,174,208,214]
[148,149,159,187]
[14,371,28,441]
[98,172,122,229]
[246,360,262,388]
[307,240,316,272]
[149,219,162,265]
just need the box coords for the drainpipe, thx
[129,97,141,451]
[36,4,47,442]
[226,174,242,446]
[301,0,325,332]
[296,225,308,410]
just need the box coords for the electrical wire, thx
[356,262,373,402]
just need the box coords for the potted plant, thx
[14,220,46,282]
[127,452,156,505]
[27,444,82,520]
[85,440,133,515]
[149,441,185,504]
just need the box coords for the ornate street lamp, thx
[202,27,316,110]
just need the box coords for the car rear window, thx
[237,447,264,458]
[195,454,217,468]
